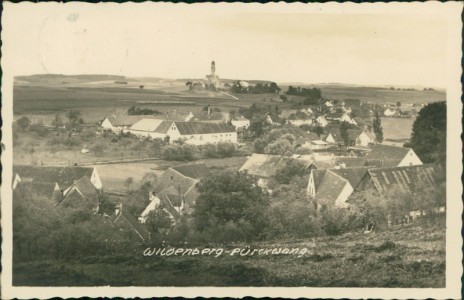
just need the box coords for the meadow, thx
[14,76,444,128]
[13,223,445,287]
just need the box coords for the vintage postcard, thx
[1,2,462,299]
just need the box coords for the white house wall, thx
[91,167,103,190]
[398,150,423,167]
[180,132,238,145]
[334,183,354,208]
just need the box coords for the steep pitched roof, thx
[16,181,58,199]
[315,171,350,205]
[368,164,437,196]
[174,122,236,135]
[347,129,363,141]
[130,118,165,131]
[239,154,288,178]
[13,165,94,189]
[171,163,211,180]
[365,144,412,167]
[311,169,327,193]
[73,176,99,198]
[330,167,370,190]
[113,205,151,242]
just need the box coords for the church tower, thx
[211,61,216,75]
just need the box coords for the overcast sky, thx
[3,3,449,87]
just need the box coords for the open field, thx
[13,224,445,287]
[381,117,415,140]
[92,156,248,192]
[14,76,444,126]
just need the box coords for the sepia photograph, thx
[1,2,462,299]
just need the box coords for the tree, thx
[264,138,293,156]
[17,116,31,131]
[67,110,84,131]
[249,120,264,138]
[193,171,269,240]
[409,102,446,163]
[396,101,401,107]
[372,111,384,143]
[339,121,351,146]
[145,205,173,234]
[124,177,134,191]
[52,114,64,130]
[274,159,309,184]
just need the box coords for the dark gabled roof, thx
[158,193,182,220]
[154,120,174,133]
[171,163,211,180]
[174,122,235,135]
[16,181,58,199]
[113,205,151,242]
[311,169,327,193]
[365,144,413,167]
[13,165,94,189]
[315,171,350,204]
[346,129,363,141]
[368,164,437,196]
[330,167,370,190]
[73,176,98,198]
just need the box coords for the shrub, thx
[161,144,197,161]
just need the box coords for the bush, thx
[29,124,49,137]
[161,144,197,161]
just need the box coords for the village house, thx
[101,115,156,134]
[264,113,284,126]
[139,163,211,223]
[326,112,353,124]
[230,115,250,130]
[365,144,422,167]
[240,153,314,189]
[285,111,313,126]
[127,119,237,145]
[13,165,102,209]
[346,129,374,147]
[307,167,370,208]
[55,176,100,210]
[315,115,328,127]
[13,165,102,191]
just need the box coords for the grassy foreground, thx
[13,224,445,287]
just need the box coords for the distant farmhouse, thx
[101,115,156,134]
[127,119,237,145]
[230,115,250,130]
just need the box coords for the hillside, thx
[13,224,445,287]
